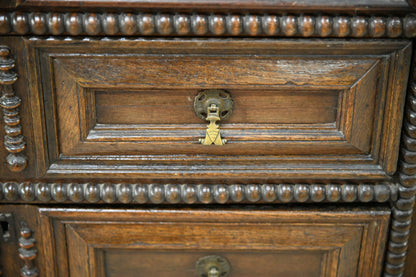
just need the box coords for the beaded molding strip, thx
[0,12,415,38]
[0,182,397,204]
[0,46,27,172]
[383,48,416,277]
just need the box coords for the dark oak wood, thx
[22,38,410,181]
[0,182,397,204]
[0,37,34,180]
[396,43,416,277]
[18,225,39,277]
[34,206,389,277]
[1,12,416,38]
[14,0,414,13]
[408,0,416,8]
[0,45,27,173]
[0,0,24,8]
[0,2,415,277]
[0,205,43,277]
[95,89,338,125]
[405,211,416,277]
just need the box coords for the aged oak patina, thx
[1,1,416,276]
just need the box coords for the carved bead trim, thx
[18,224,38,277]
[0,182,397,204]
[0,46,27,172]
[384,49,416,277]
[0,12,415,38]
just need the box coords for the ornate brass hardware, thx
[194,90,233,146]
[196,255,231,277]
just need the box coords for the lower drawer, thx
[30,206,389,277]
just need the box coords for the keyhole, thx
[0,219,10,241]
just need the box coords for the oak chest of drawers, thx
[1,1,416,276]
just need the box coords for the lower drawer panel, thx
[38,207,389,277]
[103,250,327,277]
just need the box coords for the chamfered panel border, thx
[38,206,390,277]
[25,38,411,180]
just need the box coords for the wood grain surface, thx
[20,38,411,181]
[34,206,389,277]
[0,2,415,277]
[12,0,413,13]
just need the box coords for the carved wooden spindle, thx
[18,225,39,277]
[0,46,27,172]
[384,48,416,277]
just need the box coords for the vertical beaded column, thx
[384,47,416,277]
[0,45,27,172]
[407,0,416,9]
[18,225,38,277]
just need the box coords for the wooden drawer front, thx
[39,207,389,277]
[27,39,411,180]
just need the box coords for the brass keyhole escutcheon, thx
[196,255,231,277]
[194,90,233,146]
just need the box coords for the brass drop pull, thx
[194,90,233,146]
[196,255,231,277]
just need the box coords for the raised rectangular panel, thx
[38,207,390,277]
[26,39,411,180]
